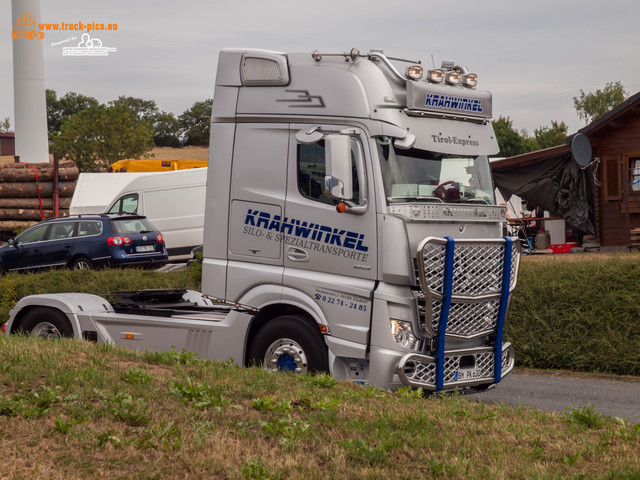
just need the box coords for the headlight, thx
[390,319,421,351]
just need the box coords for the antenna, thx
[430,54,435,69]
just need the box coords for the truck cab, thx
[202,48,520,392]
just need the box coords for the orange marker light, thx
[125,333,135,339]
[336,202,347,213]
[318,325,328,333]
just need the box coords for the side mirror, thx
[324,135,353,200]
[8,238,16,247]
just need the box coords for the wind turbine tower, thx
[11,0,49,163]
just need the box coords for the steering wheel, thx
[434,181,461,201]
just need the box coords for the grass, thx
[1,251,640,377]
[0,266,201,321]
[0,335,639,480]
[505,252,640,375]
[149,145,208,161]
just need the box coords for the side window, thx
[49,222,75,240]
[17,224,48,244]
[297,140,361,206]
[108,193,139,214]
[77,221,102,237]
[631,158,640,192]
[298,142,332,205]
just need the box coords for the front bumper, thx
[396,342,515,391]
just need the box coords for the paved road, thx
[465,371,640,424]
[156,263,187,272]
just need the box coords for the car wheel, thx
[18,307,74,339]
[70,257,93,270]
[248,315,328,374]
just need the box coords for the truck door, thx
[225,123,289,302]
[283,126,377,346]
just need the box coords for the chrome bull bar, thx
[414,236,520,391]
[397,343,515,391]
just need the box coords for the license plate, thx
[456,368,482,381]
[135,245,154,253]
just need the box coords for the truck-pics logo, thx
[244,209,369,261]
[12,12,44,39]
[425,93,483,113]
[12,12,118,41]
[62,33,117,56]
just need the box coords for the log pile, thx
[0,161,78,235]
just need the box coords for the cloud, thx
[1,0,639,134]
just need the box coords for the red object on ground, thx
[548,243,578,254]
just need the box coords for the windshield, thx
[376,137,496,205]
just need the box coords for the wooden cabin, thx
[492,91,640,248]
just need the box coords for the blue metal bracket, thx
[494,236,513,383]
[435,236,455,391]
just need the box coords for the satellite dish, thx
[571,134,592,167]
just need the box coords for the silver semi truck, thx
[5,48,520,393]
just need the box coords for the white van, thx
[70,168,206,261]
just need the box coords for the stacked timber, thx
[0,161,78,234]
[629,228,640,251]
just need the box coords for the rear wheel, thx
[18,307,74,339]
[248,315,328,374]
[70,257,93,270]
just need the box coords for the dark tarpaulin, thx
[492,154,596,235]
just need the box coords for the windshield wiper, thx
[387,196,444,204]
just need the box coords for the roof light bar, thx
[445,71,461,85]
[427,69,444,83]
[406,65,423,80]
[462,73,478,88]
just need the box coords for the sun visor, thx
[401,116,499,156]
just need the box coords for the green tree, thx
[573,81,629,124]
[492,116,529,157]
[51,104,154,172]
[0,117,11,133]
[521,135,539,152]
[46,89,100,136]
[110,96,181,147]
[109,96,158,122]
[154,111,181,147]
[534,120,568,149]
[179,99,212,146]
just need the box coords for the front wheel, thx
[18,307,74,339]
[248,315,328,374]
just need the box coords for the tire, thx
[69,257,93,270]
[248,315,328,374]
[18,307,74,339]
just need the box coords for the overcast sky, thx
[2,0,639,136]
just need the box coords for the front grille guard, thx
[397,343,515,391]
[412,236,520,391]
